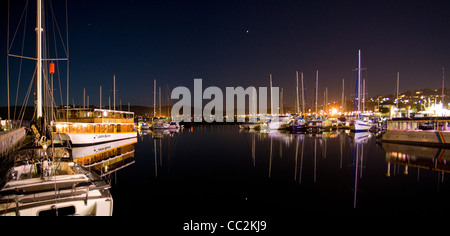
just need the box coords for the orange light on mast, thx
[49,62,55,74]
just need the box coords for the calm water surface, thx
[109,124,450,223]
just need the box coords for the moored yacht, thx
[0,148,113,216]
[350,119,372,132]
[54,108,137,146]
[268,116,291,130]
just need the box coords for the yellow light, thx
[331,108,338,116]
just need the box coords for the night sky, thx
[1,0,450,109]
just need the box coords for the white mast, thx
[159,86,162,117]
[153,79,156,118]
[362,79,366,112]
[36,0,43,119]
[270,74,273,115]
[341,78,345,112]
[315,70,318,115]
[301,72,305,114]
[113,75,116,111]
[442,68,445,107]
[100,86,102,108]
[357,50,361,112]
[296,71,300,114]
[396,72,399,107]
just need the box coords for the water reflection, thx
[124,125,450,215]
[72,138,137,178]
[241,129,376,209]
[349,132,371,209]
[383,142,450,177]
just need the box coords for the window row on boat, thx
[56,109,134,121]
[54,123,135,134]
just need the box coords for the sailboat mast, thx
[301,72,305,114]
[341,79,345,112]
[357,50,361,112]
[36,0,43,119]
[270,74,273,115]
[113,75,116,111]
[315,70,318,115]
[153,79,156,118]
[442,67,445,107]
[396,72,399,107]
[296,71,300,114]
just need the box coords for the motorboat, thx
[152,119,170,129]
[268,116,291,130]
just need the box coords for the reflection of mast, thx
[269,138,273,178]
[160,138,162,167]
[352,141,365,209]
[340,133,344,169]
[353,144,359,208]
[314,139,317,183]
[252,133,256,167]
[300,137,304,184]
[154,139,158,177]
[295,136,299,181]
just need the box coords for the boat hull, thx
[0,190,113,216]
[350,120,372,132]
[382,130,450,147]
[268,122,289,130]
[67,132,137,146]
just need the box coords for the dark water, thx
[107,125,450,228]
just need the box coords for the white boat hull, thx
[0,189,113,216]
[72,138,137,159]
[382,130,450,147]
[350,120,371,132]
[268,122,289,130]
[67,132,137,145]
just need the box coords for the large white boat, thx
[0,148,113,216]
[54,108,137,146]
[382,117,450,147]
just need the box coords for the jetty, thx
[0,128,26,157]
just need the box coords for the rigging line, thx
[18,70,36,129]
[51,11,64,107]
[48,0,68,57]
[13,3,29,126]
[8,0,30,53]
[7,54,68,61]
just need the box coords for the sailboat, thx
[1,0,113,216]
[350,50,372,132]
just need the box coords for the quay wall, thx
[0,128,26,157]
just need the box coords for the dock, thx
[0,128,26,157]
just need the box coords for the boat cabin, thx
[53,108,135,135]
[56,108,134,124]
[387,117,450,131]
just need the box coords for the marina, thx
[0,0,450,227]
